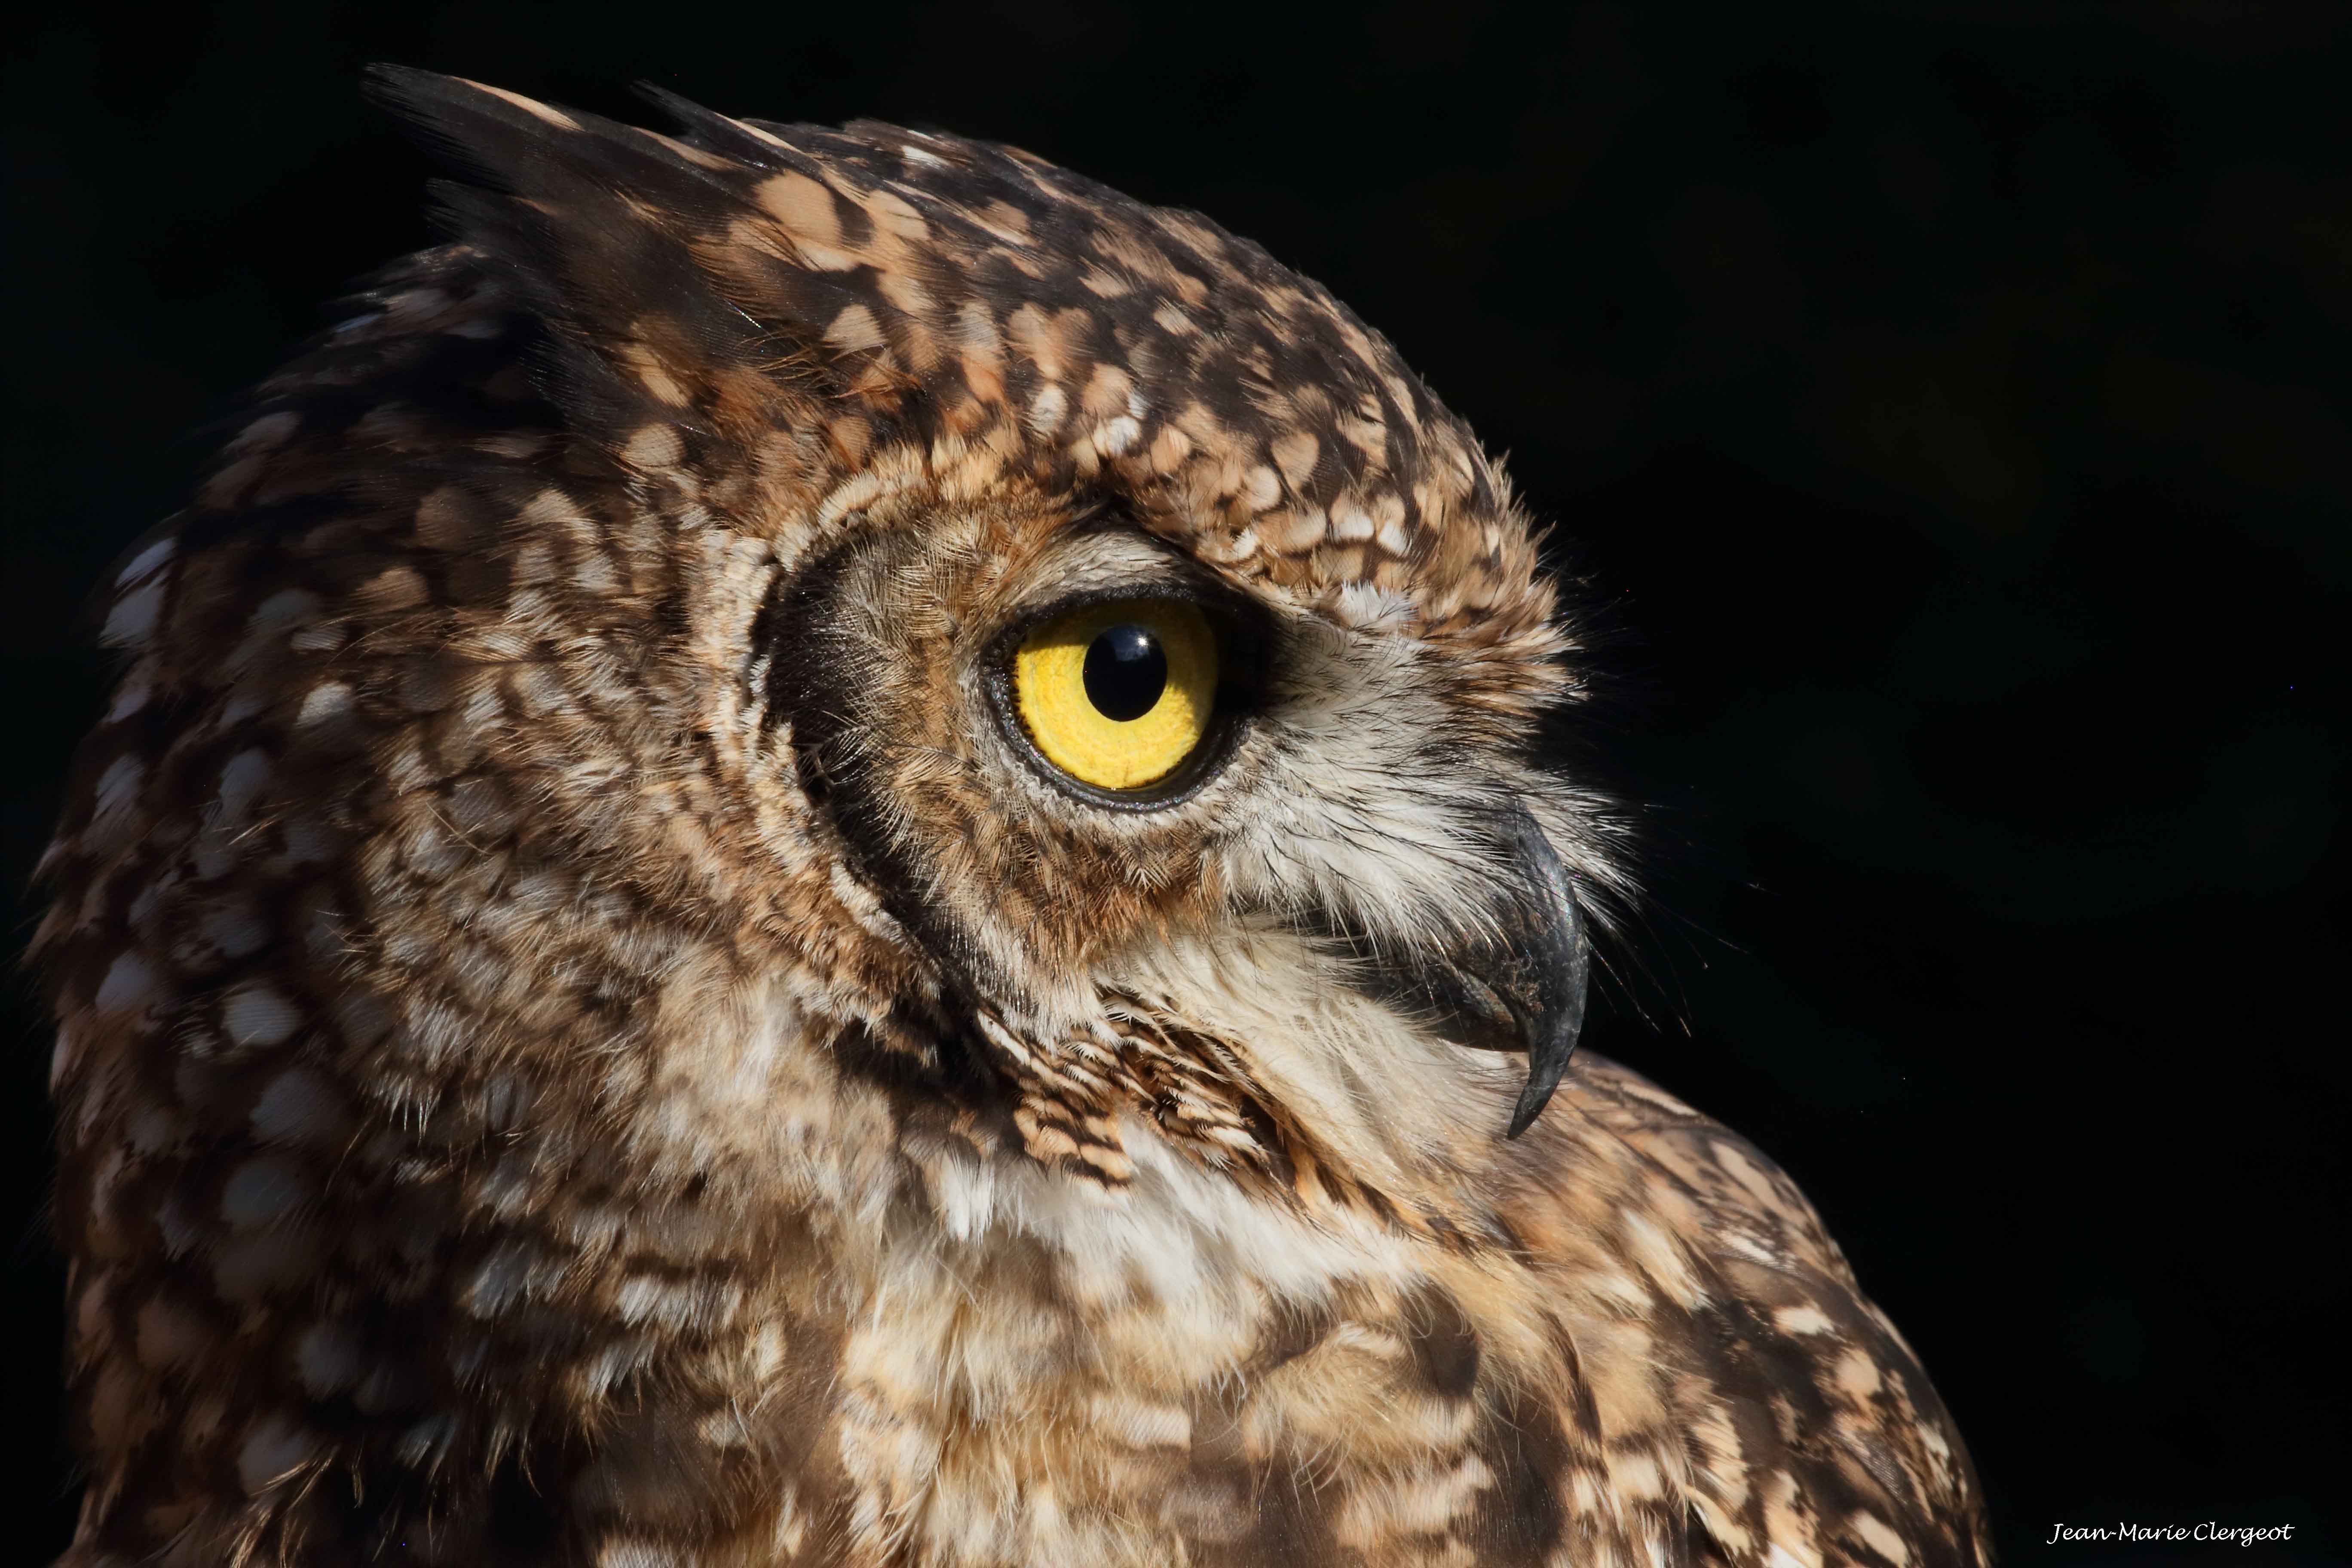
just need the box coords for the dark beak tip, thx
[1504,1024,1579,1139]
[1494,809,1590,1140]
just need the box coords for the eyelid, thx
[984,563,1261,680]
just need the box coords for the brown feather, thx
[36,74,1985,1568]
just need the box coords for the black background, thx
[6,3,2347,1562]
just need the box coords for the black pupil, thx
[1081,623,1168,721]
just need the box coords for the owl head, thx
[47,68,1631,1359]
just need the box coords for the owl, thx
[35,69,1990,1568]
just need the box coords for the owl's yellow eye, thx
[1012,600,1219,792]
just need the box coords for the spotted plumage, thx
[35,70,1988,1568]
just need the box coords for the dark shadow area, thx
[5,2,2345,1558]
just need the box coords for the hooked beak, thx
[1327,805,1591,1138]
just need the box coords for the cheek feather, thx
[1099,931,1522,1187]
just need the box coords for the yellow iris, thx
[1012,600,1219,791]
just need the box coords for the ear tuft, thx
[364,67,753,225]
[361,66,831,445]
[631,81,807,175]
